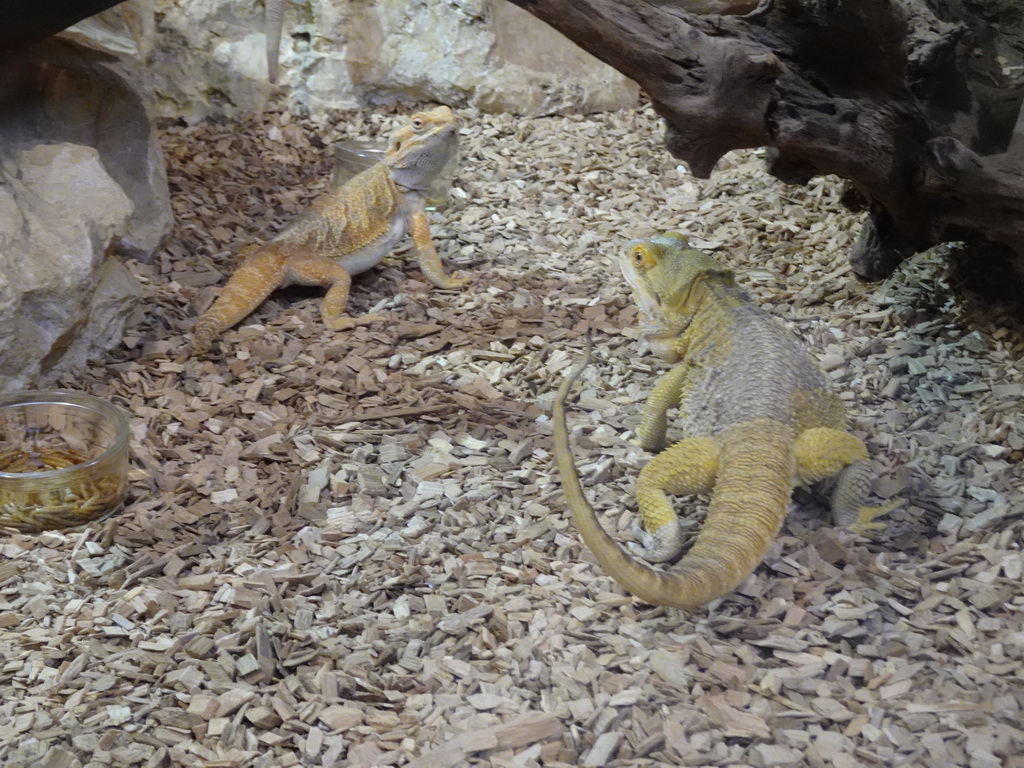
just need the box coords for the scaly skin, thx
[192,106,468,355]
[552,233,898,608]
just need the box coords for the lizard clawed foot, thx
[847,498,902,534]
[325,313,386,332]
[432,272,470,290]
[632,518,685,563]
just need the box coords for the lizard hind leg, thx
[635,436,719,562]
[192,244,289,354]
[286,254,385,331]
[793,427,898,532]
[830,460,901,532]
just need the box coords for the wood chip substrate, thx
[2,105,1023,767]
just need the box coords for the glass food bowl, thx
[0,390,130,533]
[331,139,456,209]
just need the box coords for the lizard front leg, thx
[635,436,719,562]
[793,427,899,532]
[408,207,469,290]
[287,255,384,331]
[637,362,693,452]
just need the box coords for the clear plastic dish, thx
[0,390,130,533]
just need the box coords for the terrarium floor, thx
[2,105,1023,767]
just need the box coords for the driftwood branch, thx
[505,0,1024,279]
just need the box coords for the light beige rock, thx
[63,0,157,59]
[1,42,171,258]
[149,0,638,119]
[0,144,134,391]
[0,13,173,391]
[60,4,173,257]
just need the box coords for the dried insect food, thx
[0,392,130,533]
[0,446,128,532]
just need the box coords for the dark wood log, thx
[2,0,126,54]
[504,0,1024,279]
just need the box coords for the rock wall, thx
[149,0,638,120]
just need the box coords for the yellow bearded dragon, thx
[191,106,468,354]
[552,233,897,607]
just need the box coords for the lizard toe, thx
[634,519,685,563]
[848,499,901,534]
[436,273,470,289]
[326,312,386,331]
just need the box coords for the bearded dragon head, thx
[619,233,734,361]
[385,106,460,192]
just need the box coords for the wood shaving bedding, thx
[0,104,1021,767]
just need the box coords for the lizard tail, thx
[265,0,284,83]
[552,351,792,608]
[662,421,793,605]
[192,245,289,354]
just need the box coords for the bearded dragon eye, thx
[632,248,646,266]
[411,118,425,130]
